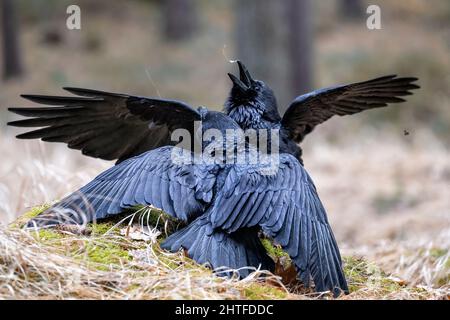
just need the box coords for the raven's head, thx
[224,61,281,129]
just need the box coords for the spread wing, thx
[208,154,348,296]
[26,146,219,227]
[8,87,201,163]
[282,75,420,143]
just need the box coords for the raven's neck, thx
[226,104,271,130]
[225,105,304,164]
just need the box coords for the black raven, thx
[9,83,350,296]
[225,61,420,164]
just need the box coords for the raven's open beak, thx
[227,73,248,92]
[228,60,254,92]
[237,61,253,87]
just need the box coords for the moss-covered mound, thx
[1,205,444,300]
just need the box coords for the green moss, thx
[436,275,450,287]
[261,238,289,260]
[34,228,66,241]
[9,204,51,228]
[83,242,131,269]
[88,222,118,236]
[343,256,403,294]
[23,217,132,271]
[243,283,288,300]
[429,248,448,259]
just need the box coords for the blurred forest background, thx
[0,0,449,291]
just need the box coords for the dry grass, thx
[0,210,447,300]
[0,224,287,300]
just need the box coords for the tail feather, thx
[161,217,274,278]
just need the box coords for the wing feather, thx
[26,147,217,227]
[282,75,420,143]
[9,89,201,163]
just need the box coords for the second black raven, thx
[225,61,420,164]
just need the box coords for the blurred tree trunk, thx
[163,0,197,41]
[234,0,314,113]
[340,0,363,19]
[234,1,289,108]
[285,0,313,113]
[1,0,24,80]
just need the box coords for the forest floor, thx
[0,203,448,300]
[1,204,448,300]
